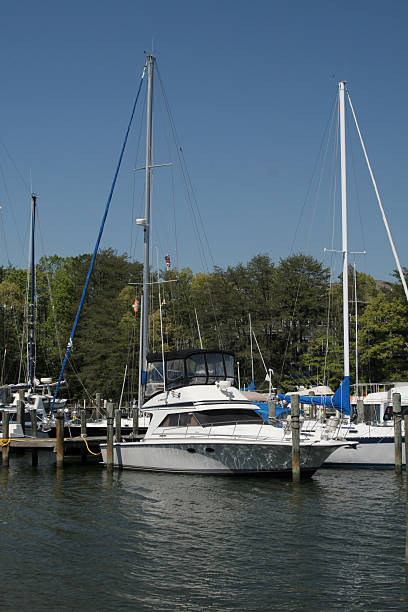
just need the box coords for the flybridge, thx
[145,349,235,398]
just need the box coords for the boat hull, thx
[100,439,339,476]
[325,435,406,468]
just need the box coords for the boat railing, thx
[156,421,288,441]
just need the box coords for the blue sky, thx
[0,0,407,282]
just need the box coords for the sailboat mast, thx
[339,81,350,380]
[140,54,155,400]
[29,193,37,389]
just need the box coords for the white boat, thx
[284,82,407,468]
[100,56,351,475]
[101,349,350,475]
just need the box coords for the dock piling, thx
[55,409,64,468]
[17,398,25,435]
[394,393,402,475]
[356,399,364,424]
[291,394,301,482]
[115,407,122,443]
[80,409,87,437]
[106,403,114,469]
[2,410,10,466]
[132,404,139,438]
[268,399,276,423]
[30,408,38,466]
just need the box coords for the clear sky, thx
[0,0,407,282]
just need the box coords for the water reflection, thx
[1,458,408,610]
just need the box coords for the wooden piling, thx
[291,394,301,482]
[356,399,364,424]
[115,408,122,443]
[132,404,139,438]
[394,393,402,475]
[268,399,276,422]
[106,403,114,469]
[55,409,64,468]
[2,410,10,466]
[30,408,38,466]
[17,398,25,435]
[80,409,87,437]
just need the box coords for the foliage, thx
[0,250,407,401]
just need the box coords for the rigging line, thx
[288,91,338,256]
[0,160,27,263]
[155,63,222,347]
[347,109,367,259]
[0,204,11,264]
[278,95,337,384]
[155,90,180,269]
[51,64,147,409]
[155,64,215,273]
[130,86,147,262]
[36,210,64,365]
[347,88,408,303]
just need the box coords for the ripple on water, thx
[1,459,408,611]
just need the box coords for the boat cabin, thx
[145,349,235,398]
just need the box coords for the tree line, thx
[0,248,407,403]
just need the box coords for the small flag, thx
[161,298,167,318]
[164,254,171,269]
[132,299,140,313]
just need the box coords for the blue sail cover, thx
[277,376,351,416]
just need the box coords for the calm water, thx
[1,456,408,611]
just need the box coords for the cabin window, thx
[159,413,180,427]
[194,408,264,427]
[166,359,185,382]
[159,412,200,428]
[186,354,207,384]
[179,412,200,427]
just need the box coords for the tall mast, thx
[140,54,155,402]
[339,81,350,381]
[29,193,37,389]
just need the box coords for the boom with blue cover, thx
[277,376,350,416]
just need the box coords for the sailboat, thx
[0,194,67,438]
[99,55,351,475]
[279,81,407,468]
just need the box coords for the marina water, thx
[1,457,407,610]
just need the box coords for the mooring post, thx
[55,409,64,468]
[96,392,101,418]
[394,393,402,475]
[132,402,139,438]
[106,402,114,469]
[1,410,10,467]
[80,409,87,437]
[30,408,38,466]
[115,407,122,443]
[268,399,276,423]
[291,394,301,482]
[17,398,25,435]
[356,399,364,424]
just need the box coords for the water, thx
[1,456,408,611]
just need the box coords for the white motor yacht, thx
[100,350,351,476]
